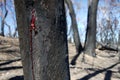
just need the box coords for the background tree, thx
[0,0,8,36]
[0,0,17,37]
[14,0,70,80]
[96,0,120,53]
[84,0,99,57]
[65,0,83,65]
[65,0,83,53]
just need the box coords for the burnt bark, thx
[15,0,70,80]
[84,0,99,57]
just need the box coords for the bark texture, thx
[15,0,70,80]
[84,0,99,57]
[14,0,32,80]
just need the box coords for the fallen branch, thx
[96,41,120,51]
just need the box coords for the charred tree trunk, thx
[84,0,99,57]
[15,0,70,80]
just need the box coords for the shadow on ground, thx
[0,66,22,71]
[104,70,112,80]
[9,76,24,80]
[0,59,21,66]
[78,62,120,80]
[70,49,83,65]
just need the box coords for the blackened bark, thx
[84,0,99,57]
[15,0,70,80]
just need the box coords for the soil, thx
[0,36,120,80]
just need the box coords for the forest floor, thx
[0,36,120,80]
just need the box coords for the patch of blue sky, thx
[2,0,120,42]
[67,0,88,42]
[0,0,16,36]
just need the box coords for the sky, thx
[66,0,88,42]
[1,0,88,38]
[67,0,120,43]
[0,0,17,36]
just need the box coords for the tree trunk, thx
[1,20,4,36]
[1,0,8,37]
[14,0,31,80]
[4,21,12,37]
[13,27,18,37]
[84,0,99,57]
[65,0,83,65]
[14,0,70,80]
[65,0,83,53]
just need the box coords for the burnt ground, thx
[0,36,120,80]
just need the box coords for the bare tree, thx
[0,0,8,36]
[4,21,12,37]
[96,0,120,53]
[14,0,70,80]
[84,0,99,57]
[0,0,13,37]
[65,0,83,65]
[13,27,18,37]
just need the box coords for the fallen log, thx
[96,41,120,51]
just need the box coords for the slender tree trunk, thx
[13,27,18,37]
[84,0,99,57]
[65,0,83,65]
[4,21,12,37]
[65,0,83,53]
[15,0,70,80]
[1,20,4,36]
